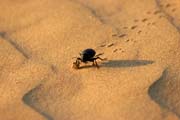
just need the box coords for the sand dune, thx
[0,0,180,120]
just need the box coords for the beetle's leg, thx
[89,58,96,66]
[95,53,104,57]
[92,61,95,66]
[94,60,99,68]
[96,57,107,61]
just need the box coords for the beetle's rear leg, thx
[92,57,107,68]
[90,58,99,68]
[96,56,107,61]
[94,60,99,68]
[92,61,95,66]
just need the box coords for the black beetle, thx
[73,48,106,69]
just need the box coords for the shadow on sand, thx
[101,60,154,68]
[78,60,154,69]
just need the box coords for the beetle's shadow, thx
[78,60,154,69]
[101,60,154,68]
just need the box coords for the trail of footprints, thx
[161,3,177,13]
[98,6,175,54]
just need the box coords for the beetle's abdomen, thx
[81,48,96,62]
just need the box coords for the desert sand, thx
[0,0,180,119]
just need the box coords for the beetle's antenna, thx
[72,57,78,59]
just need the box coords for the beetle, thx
[72,48,106,69]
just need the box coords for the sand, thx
[0,0,180,119]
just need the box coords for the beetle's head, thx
[72,58,81,69]
[73,62,78,69]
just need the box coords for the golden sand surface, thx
[0,0,180,119]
